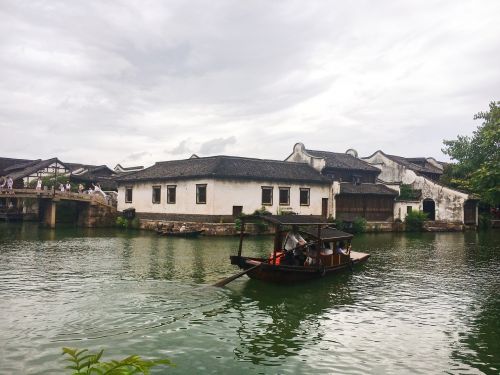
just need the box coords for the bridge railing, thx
[0,188,117,208]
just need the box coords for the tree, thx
[441,101,500,205]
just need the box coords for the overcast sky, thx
[1,0,499,167]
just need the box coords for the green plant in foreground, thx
[62,347,173,375]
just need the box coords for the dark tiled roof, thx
[117,156,330,184]
[9,158,62,180]
[367,151,443,175]
[340,182,398,196]
[0,157,36,175]
[305,149,380,172]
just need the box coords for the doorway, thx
[422,199,435,220]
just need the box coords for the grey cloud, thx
[199,136,236,155]
[0,1,499,164]
[170,140,192,155]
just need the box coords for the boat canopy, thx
[303,227,353,241]
[241,214,326,226]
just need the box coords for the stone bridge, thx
[0,188,117,228]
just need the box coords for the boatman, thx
[283,225,307,265]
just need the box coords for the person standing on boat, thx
[283,225,307,265]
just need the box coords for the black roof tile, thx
[117,155,330,184]
[305,149,380,172]
[340,182,398,196]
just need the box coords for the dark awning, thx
[242,214,327,225]
[303,227,353,241]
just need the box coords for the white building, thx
[116,155,332,221]
[363,151,478,225]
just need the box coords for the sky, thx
[0,0,499,168]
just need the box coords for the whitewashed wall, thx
[285,142,326,172]
[364,151,470,222]
[118,178,330,216]
[394,201,421,221]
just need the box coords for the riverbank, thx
[137,218,475,236]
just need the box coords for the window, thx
[167,185,176,204]
[407,206,413,214]
[196,184,207,204]
[279,187,290,205]
[152,186,161,204]
[261,186,273,205]
[300,188,310,206]
[125,187,133,203]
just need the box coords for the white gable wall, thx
[364,151,469,222]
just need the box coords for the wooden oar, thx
[212,264,262,287]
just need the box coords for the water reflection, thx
[222,276,355,365]
[1,223,499,374]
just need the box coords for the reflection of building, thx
[116,155,332,222]
[363,151,477,225]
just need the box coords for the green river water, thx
[0,223,498,374]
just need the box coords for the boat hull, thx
[156,229,204,238]
[230,251,370,284]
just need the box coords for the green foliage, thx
[255,220,268,234]
[397,184,420,201]
[442,101,500,205]
[252,206,272,216]
[478,213,492,230]
[405,210,428,232]
[28,175,72,190]
[234,218,242,232]
[130,218,141,229]
[116,217,140,230]
[352,217,367,233]
[334,219,346,231]
[116,217,129,229]
[62,347,173,375]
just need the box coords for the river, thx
[0,223,498,374]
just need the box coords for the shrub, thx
[334,219,346,231]
[61,347,173,374]
[478,213,491,230]
[405,210,428,231]
[116,216,128,229]
[234,218,242,232]
[352,217,367,233]
[130,217,141,229]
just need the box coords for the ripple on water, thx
[0,225,499,374]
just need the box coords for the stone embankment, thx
[137,218,472,236]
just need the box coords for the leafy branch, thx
[62,347,174,375]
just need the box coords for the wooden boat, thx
[229,215,370,284]
[156,228,204,238]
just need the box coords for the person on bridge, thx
[59,183,65,192]
[36,178,42,191]
[78,184,84,193]
[6,176,13,190]
[65,182,71,192]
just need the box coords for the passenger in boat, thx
[336,241,349,256]
[283,225,307,265]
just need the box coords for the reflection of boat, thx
[156,229,204,238]
[230,215,369,284]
